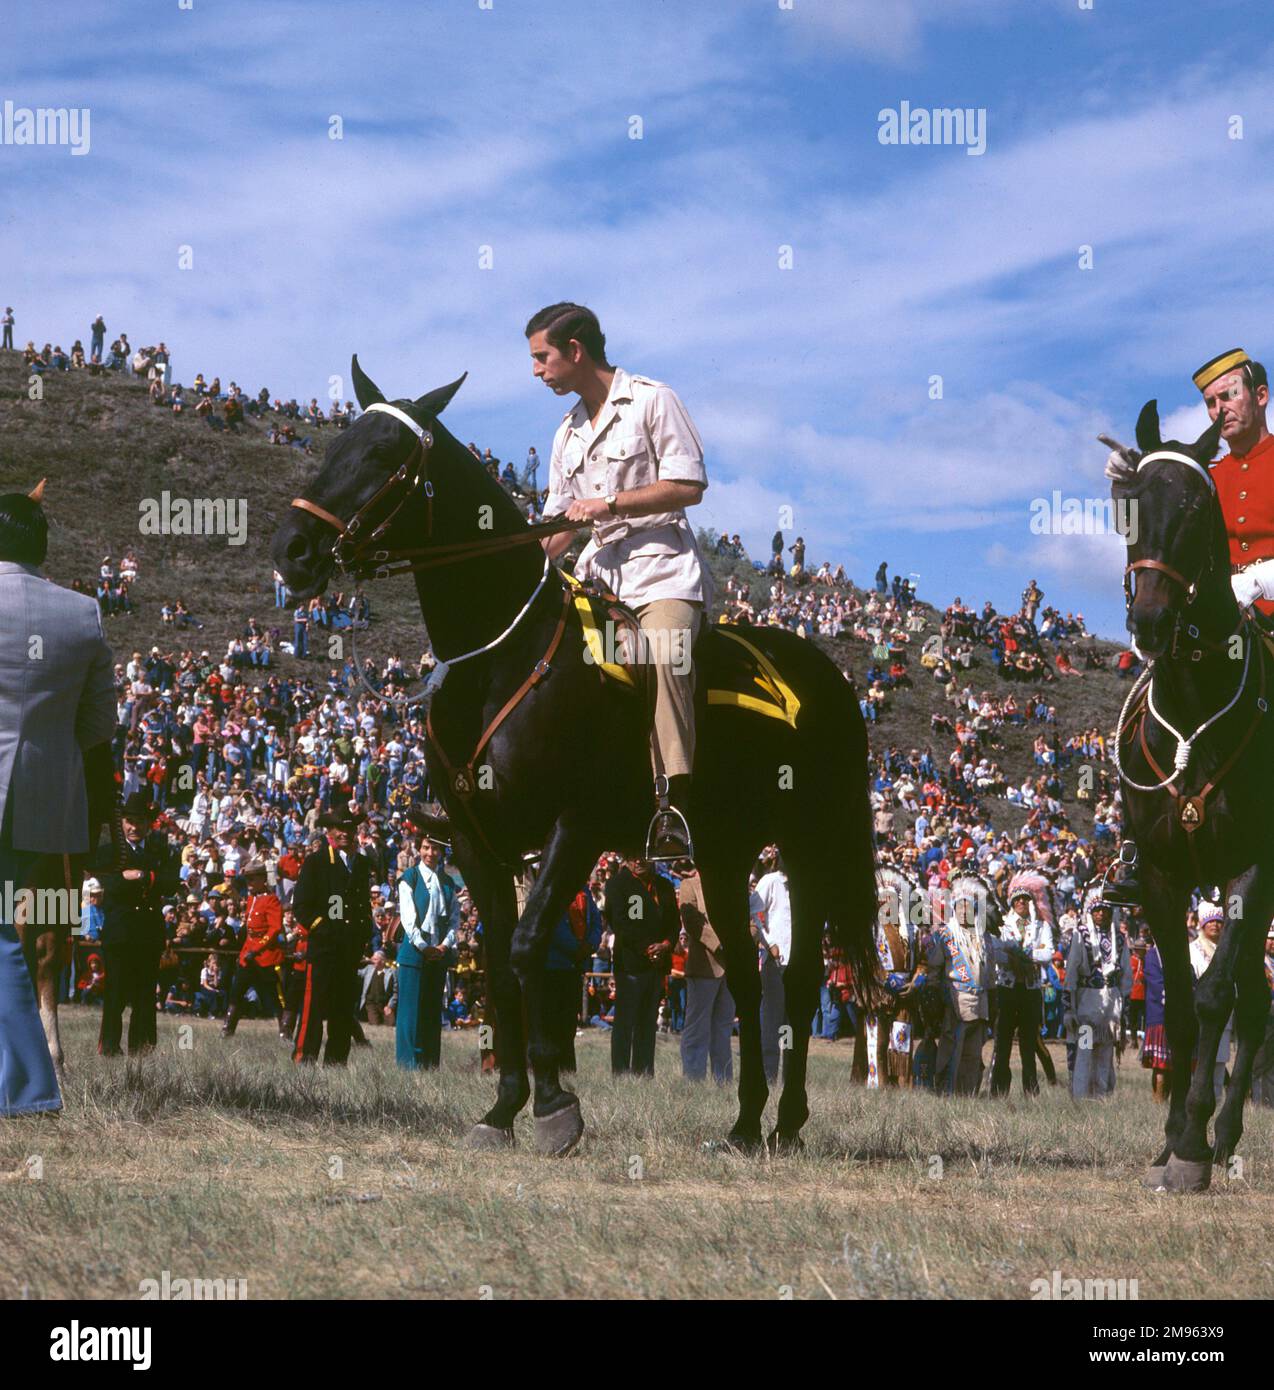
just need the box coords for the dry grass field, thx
[3,1011,1273,1301]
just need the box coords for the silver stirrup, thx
[644,774,695,862]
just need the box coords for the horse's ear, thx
[1190,411,1225,465]
[27,478,46,503]
[413,372,468,419]
[1134,399,1162,454]
[351,355,385,410]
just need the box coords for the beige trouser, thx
[636,599,702,780]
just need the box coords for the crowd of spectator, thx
[8,310,1175,1069]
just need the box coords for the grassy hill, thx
[0,354,436,668]
[0,350,1131,839]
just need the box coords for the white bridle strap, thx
[1135,449,1217,494]
[364,400,428,441]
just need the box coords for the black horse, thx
[1111,400,1272,1191]
[272,360,882,1155]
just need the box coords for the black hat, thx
[119,791,158,822]
[317,807,359,830]
[404,810,452,847]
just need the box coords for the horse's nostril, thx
[285,535,309,563]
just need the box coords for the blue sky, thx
[4,0,1272,638]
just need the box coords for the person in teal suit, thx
[395,831,458,1069]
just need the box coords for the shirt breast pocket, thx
[605,433,653,491]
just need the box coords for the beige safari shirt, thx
[543,366,711,608]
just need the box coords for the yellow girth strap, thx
[563,572,637,688]
[708,629,802,730]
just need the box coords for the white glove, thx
[1231,560,1274,608]
[1100,434,1141,484]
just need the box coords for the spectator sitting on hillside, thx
[171,384,186,415]
[193,372,208,394]
[173,598,203,629]
[70,340,86,368]
[223,394,245,431]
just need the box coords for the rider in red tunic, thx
[221,858,285,1036]
[1191,349,1274,616]
[1100,348,1273,907]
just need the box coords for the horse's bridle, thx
[286,400,593,695]
[1113,447,1269,820]
[289,401,585,584]
[290,402,435,579]
[1121,449,1226,662]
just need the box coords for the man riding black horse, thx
[1107,397,1273,1191]
[1107,347,1273,615]
[271,355,883,1156]
[1103,347,1272,907]
[529,302,708,860]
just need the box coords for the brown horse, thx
[13,852,74,1081]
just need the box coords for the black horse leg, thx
[454,847,526,1143]
[770,868,822,1151]
[701,861,767,1149]
[509,816,600,1156]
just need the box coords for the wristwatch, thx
[605,494,619,515]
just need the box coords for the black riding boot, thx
[221,1005,240,1038]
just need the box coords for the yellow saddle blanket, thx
[562,573,801,730]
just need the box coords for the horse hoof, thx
[533,1098,583,1157]
[1141,1165,1167,1191]
[462,1123,516,1151]
[704,1132,763,1156]
[1161,1156,1212,1193]
[767,1130,805,1156]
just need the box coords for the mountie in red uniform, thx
[1210,433,1274,617]
[221,891,286,1037]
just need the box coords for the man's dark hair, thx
[524,302,610,367]
[1246,359,1269,394]
[0,492,48,564]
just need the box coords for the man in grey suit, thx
[0,485,117,1117]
